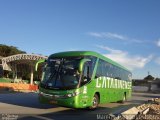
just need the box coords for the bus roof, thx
[49,51,130,72]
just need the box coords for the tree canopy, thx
[0,44,26,57]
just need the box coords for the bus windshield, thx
[41,57,82,90]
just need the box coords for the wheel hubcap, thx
[93,97,97,107]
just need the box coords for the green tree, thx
[0,44,26,57]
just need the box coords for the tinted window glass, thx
[95,59,131,81]
[81,56,97,86]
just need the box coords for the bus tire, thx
[120,93,126,103]
[89,94,99,110]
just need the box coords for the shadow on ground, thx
[0,92,55,109]
[18,103,139,120]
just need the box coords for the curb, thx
[121,107,139,120]
[111,98,160,120]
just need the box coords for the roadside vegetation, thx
[0,44,26,57]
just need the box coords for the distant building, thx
[151,78,160,91]
[132,79,148,86]
[132,77,160,92]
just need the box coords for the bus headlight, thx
[66,94,72,98]
[65,91,80,98]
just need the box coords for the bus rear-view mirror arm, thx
[35,59,46,71]
[79,59,91,73]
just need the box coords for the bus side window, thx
[81,62,91,85]
[95,60,102,78]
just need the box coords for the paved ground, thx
[0,92,160,120]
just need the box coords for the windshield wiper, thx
[55,59,66,89]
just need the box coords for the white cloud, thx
[156,39,160,47]
[97,45,153,70]
[88,32,127,40]
[103,32,128,41]
[88,32,143,43]
[88,32,104,38]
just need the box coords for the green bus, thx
[36,51,132,109]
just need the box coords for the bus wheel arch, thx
[89,92,100,110]
[124,92,127,101]
[117,92,127,103]
[120,92,127,103]
[95,92,100,102]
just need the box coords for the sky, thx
[0,0,160,79]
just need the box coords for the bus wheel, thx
[89,94,99,110]
[120,93,126,103]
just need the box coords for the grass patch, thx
[0,78,13,83]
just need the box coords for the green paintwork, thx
[38,51,132,108]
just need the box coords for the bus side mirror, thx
[79,59,91,73]
[35,59,46,71]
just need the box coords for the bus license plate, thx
[50,100,57,104]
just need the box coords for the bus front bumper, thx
[38,92,88,108]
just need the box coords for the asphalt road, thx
[0,92,160,120]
